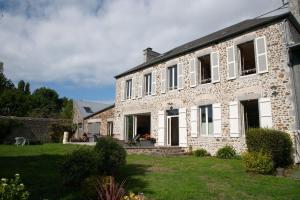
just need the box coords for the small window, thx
[144,73,152,96]
[107,121,113,136]
[168,65,178,90]
[238,41,256,76]
[83,107,93,113]
[198,54,211,84]
[200,105,213,136]
[126,79,132,99]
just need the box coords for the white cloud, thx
[0,0,286,87]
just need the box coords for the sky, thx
[0,0,288,103]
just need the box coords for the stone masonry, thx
[113,20,299,156]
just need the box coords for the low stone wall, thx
[125,146,186,156]
[0,116,71,143]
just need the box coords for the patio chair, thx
[127,134,141,146]
[15,137,27,146]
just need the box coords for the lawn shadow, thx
[0,155,82,200]
[118,163,153,195]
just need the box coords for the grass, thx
[0,144,299,200]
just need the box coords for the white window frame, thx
[237,40,257,77]
[167,65,178,90]
[144,73,152,96]
[125,79,132,99]
[198,54,212,84]
[199,105,214,136]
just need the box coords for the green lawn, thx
[0,144,299,200]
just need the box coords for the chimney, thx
[143,47,160,62]
[0,62,3,74]
[289,0,300,22]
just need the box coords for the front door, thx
[167,116,179,146]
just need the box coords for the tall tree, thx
[0,73,14,93]
[24,82,30,95]
[17,80,25,93]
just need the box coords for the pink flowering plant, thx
[0,174,29,200]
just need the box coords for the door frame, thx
[167,115,179,146]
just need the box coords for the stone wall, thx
[83,106,114,137]
[0,116,71,143]
[114,21,298,155]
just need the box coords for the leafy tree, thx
[0,90,30,116]
[0,73,14,93]
[60,98,73,119]
[24,82,30,95]
[17,80,25,93]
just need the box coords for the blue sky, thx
[0,0,286,102]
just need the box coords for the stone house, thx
[83,104,115,138]
[113,11,300,163]
[73,100,109,139]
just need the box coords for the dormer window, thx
[238,41,256,76]
[126,79,132,99]
[168,65,178,90]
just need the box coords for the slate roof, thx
[115,12,297,79]
[84,104,115,120]
[74,100,110,119]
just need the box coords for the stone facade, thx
[83,106,115,137]
[113,19,300,159]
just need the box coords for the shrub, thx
[59,148,100,186]
[193,148,210,157]
[246,128,293,168]
[216,145,236,159]
[242,151,274,174]
[0,174,30,200]
[49,123,76,143]
[95,137,127,175]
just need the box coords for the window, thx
[168,65,178,90]
[238,41,256,76]
[200,105,213,136]
[241,100,259,135]
[126,79,132,99]
[198,54,211,84]
[83,107,93,113]
[144,73,152,96]
[107,121,113,136]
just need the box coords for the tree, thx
[17,80,25,93]
[0,73,14,94]
[0,90,30,116]
[60,99,73,119]
[24,82,30,95]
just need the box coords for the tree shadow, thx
[0,155,83,200]
[118,163,153,195]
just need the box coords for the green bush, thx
[242,151,274,174]
[59,148,100,186]
[193,148,210,157]
[0,174,30,200]
[95,137,127,175]
[216,145,236,159]
[246,128,293,168]
[49,123,76,143]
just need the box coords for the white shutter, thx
[211,52,220,83]
[255,36,268,73]
[259,98,273,128]
[179,108,187,147]
[190,58,197,87]
[178,63,184,90]
[227,46,236,79]
[161,68,166,93]
[120,80,125,102]
[157,110,166,146]
[151,70,156,95]
[229,101,240,137]
[213,103,222,137]
[138,75,143,98]
[131,78,135,99]
[190,106,198,137]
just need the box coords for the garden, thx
[0,129,300,200]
